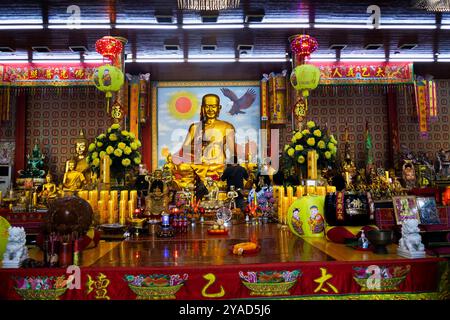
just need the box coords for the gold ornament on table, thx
[64,129,92,188]
[39,173,58,205]
[62,160,86,193]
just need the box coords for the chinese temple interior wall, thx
[280,79,450,169]
[24,88,109,180]
[1,80,449,181]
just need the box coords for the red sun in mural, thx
[168,91,199,119]
[175,97,192,113]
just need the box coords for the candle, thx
[283,196,290,225]
[128,199,135,219]
[89,190,98,204]
[296,186,304,198]
[103,155,111,184]
[385,170,389,181]
[0,191,2,204]
[110,190,118,209]
[32,192,37,207]
[119,200,127,225]
[316,186,326,196]
[286,186,293,205]
[97,200,105,224]
[120,190,129,202]
[345,172,350,186]
[100,190,109,204]
[130,190,138,208]
[307,186,315,195]
[108,200,115,224]
[9,190,13,199]
[307,150,318,180]
[78,190,88,201]
[326,186,336,194]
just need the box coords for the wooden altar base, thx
[0,222,447,300]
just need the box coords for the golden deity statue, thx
[62,159,86,193]
[171,94,236,188]
[39,173,58,204]
[66,129,92,187]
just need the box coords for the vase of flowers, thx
[283,120,337,179]
[86,123,142,187]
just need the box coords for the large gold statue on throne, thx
[170,94,236,188]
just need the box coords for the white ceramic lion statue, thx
[2,226,28,268]
[398,219,425,254]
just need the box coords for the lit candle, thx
[385,170,389,181]
[120,190,129,202]
[103,155,111,184]
[119,200,127,225]
[307,150,318,180]
[108,200,115,224]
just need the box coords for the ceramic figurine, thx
[2,227,28,268]
[397,219,425,258]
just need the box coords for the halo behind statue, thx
[46,196,93,237]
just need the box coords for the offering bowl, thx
[367,230,393,254]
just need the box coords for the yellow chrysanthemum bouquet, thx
[86,123,142,181]
[283,120,337,172]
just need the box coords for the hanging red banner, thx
[310,62,414,85]
[0,63,103,87]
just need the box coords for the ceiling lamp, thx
[177,0,240,10]
[413,0,450,11]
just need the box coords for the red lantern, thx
[95,36,123,61]
[289,34,318,63]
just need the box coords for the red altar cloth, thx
[0,258,443,300]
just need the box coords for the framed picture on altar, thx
[416,197,441,225]
[151,81,261,170]
[392,196,420,225]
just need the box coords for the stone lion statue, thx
[3,226,28,264]
[398,219,425,253]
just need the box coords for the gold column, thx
[307,150,318,180]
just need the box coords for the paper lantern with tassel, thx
[92,64,124,113]
[290,64,321,97]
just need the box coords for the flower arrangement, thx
[283,120,337,172]
[86,124,142,180]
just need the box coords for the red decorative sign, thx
[0,63,103,87]
[310,62,414,85]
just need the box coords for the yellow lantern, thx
[93,64,124,113]
[287,195,325,238]
[290,64,321,97]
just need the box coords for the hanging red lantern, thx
[95,36,123,61]
[289,34,318,65]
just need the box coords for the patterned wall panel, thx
[25,89,110,181]
[398,80,450,157]
[280,88,390,168]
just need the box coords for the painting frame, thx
[151,80,261,171]
[416,197,441,225]
[392,196,420,225]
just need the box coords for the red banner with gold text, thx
[310,62,414,85]
[0,63,103,87]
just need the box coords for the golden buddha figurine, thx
[39,173,58,204]
[62,159,86,193]
[172,94,236,187]
[66,129,92,186]
[163,153,177,175]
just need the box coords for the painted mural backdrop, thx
[156,83,261,168]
